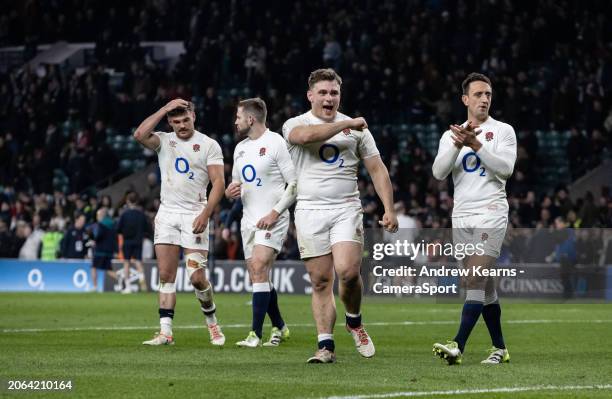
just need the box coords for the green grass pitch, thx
[1,293,611,398]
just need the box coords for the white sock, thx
[317,333,333,342]
[160,317,173,336]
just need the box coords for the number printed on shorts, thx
[242,164,262,186]
[461,152,485,176]
[319,144,344,167]
[175,157,194,180]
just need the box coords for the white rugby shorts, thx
[240,214,289,259]
[452,213,508,258]
[294,206,364,259]
[154,209,209,250]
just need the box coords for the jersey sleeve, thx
[432,130,461,180]
[152,132,164,152]
[357,128,380,159]
[275,137,297,183]
[206,138,224,166]
[476,124,517,179]
[231,146,241,183]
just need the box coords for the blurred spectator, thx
[143,172,161,211]
[0,219,15,257]
[116,192,149,293]
[40,221,63,261]
[60,214,89,259]
[90,208,117,291]
[19,221,44,260]
[547,216,577,299]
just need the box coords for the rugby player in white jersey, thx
[432,73,517,365]
[225,98,297,348]
[282,69,398,363]
[134,99,226,346]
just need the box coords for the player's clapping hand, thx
[163,98,190,114]
[256,210,279,230]
[348,117,368,131]
[450,121,482,149]
[225,182,242,199]
[192,212,209,234]
[379,211,399,233]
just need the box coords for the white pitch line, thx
[324,384,612,399]
[2,319,612,334]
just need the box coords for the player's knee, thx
[249,267,268,283]
[158,270,176,285]
[338,268,361,287]
[185,252,208,281]
[310,274,333,293]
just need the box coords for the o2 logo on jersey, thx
[461,152,486,176]
[175,157,194,179]
[319,144,345,168]
[242,164,262,186]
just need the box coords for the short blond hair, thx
[238,97,267,123]
[308,68,342,89]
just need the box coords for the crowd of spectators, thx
[0,0,611,263]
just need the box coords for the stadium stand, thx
[0,0,610,260]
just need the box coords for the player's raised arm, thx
[284,117,367,145]
[363,155,398,233]
[133,98,190,150]
[432,130,463,180]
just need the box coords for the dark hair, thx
[126,191,139,205]
[308,68,343,89]
[167,101,194,118]
[461,73,492,95]
[238,98,267,123]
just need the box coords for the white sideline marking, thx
[325,384,612,399]
[2,319,612,334]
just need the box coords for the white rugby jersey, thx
[432,116,517,217]
[232,129,296,224]
[154,130,224,214]
[282,111,380,209]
